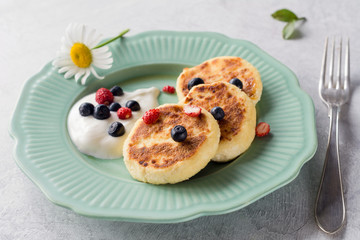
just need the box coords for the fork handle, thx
[315,106,346,234]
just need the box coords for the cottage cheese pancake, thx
[180,82,256,162]
[123,104,220,184]
[176,56,262,104]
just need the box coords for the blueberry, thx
[110,86,124,96]
[108,122,125,137]
[187,77,204,90]
[210,107,225,120]
[125,100,140,111]
[79,102,94,116]
[93,104,110,120]
[229,78,243,89]
[109,102,121,112]
[171,125,187,142]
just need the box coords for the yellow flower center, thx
[70,43,92,68]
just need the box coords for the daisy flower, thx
[53,23,129,85]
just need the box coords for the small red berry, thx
[184,105,201,117]
[117,107,132,119]
[95,88,114,105]
[142,109,161,124]
[256,122,270,137]
[162,85,175,94]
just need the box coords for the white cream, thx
[67,87,160,159]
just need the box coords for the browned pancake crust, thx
[182,82,245,141]
[127,105,210,169]
[179,57,257,99]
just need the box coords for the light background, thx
[1,0,359,239]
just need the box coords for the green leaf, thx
[282,20,296,39]
[271,9,298,22]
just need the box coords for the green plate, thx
[10,31,317,223]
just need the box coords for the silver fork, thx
[315,37,350,234]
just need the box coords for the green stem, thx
[92,28,130,49]
[298,17,306,21]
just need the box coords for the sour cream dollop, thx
[67,87,160,159]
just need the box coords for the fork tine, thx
[320,37,328,90]
[336,38,342,90]
[329,38,336,88]
[344,38,350,90]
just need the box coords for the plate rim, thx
[9,30,318,223]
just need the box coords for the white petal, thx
[72,23,81,40]
[93,62,112,69]
[92,57,113,65]
[90,66,104,79]
[53,56,64,67]
[75,68,86,82]
[65,23,76,44]
[64,66,78,78]
[58,66,71,73]
[60,45,71,53]
[54,50,68,58]
[92,46,109,54]
[81,69,91,85]
[58,48,72,55]
[79,24,86,43]
[74,24,82,43]
[53,58,73,67]
[82,27,95,44]
[88,33,103,49]
[61,36,72,49]
[53,54,72,67]
[64,70,76,79]
[65,23,73,34]
[92,62,113,69]
[54,58,72,67]
[83,28,95,45]
[92,50,112,60]
[57,53,71,61]
[93,57,113,65]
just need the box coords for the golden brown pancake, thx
[123,104,220,184]
[176,56,262,104]
[179,82,256,162]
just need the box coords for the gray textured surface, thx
[2,0,360,239]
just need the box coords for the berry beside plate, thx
[256,122,270,137]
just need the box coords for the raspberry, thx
[256,122,270,137]
[117,107,132,119]
[162,85,175,94]
[142,109,160,124]
[184,105,201,117]
[95,88,114,105]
